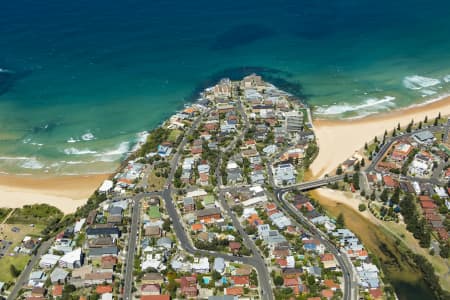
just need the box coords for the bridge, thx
[278,174,346,192]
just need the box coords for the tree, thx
[374,136,378,143]
[336,213,345,228]
[390,187,400,205]
[397,123,401,130]
[212,270,222,281]
[358,204,367,212]
[10,265,20,277]
[424,115,428,123]
[418,121,423,129]
[336,165,343,175]
[364,142,368,150]
[352,172,360,190]
[380,189,389,202]
[392,128,397,137]
[274,275,284,286]
[440,243,449,258]
[360,158,365,167]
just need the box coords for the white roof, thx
[99,180,114,192]
[101,293,113,300]
[74,218,86,233]
[249,185,264,194]
[40,254,61,266]
[186,189,207,198]
[192,257,210,270]
[60,248,81,264]
[242,196,268,207]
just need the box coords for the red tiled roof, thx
[321,253,335,261]
[230,275,249,285]
[420,201,437,209]
[225,287,244,296]
[284,277,299,286]
[96,285,113,294]
[52,285,63,297]
[369,288,383,299]
[323,279,340,289]
[140,296,170,300]
[321,289,334,298]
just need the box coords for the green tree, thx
[274,275,284,286]
[358,204,367,212]
[336,165,343,175]
[380,189,389,202]
[336,213,345,228]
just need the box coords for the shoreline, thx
[1,94,450,213]
[310,95,450,177]
[0,174,110,214]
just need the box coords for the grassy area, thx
[168,129,183,143]
[296,167,304,183]
[7,204,63,226]
[0,254,29,283]
[0,224,45,249]
[147,169,166,191]
[0,208,12,223]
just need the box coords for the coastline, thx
[0,174,109,214]
[1,95,450,214]
[310,95,450,177]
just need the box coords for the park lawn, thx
[7,203,63,226]
[0,208,12,223]
[0,254,30,283]
[0,224,45,250]
[168,129,183,143]
[147,169,166,192]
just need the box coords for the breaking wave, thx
[81,132,95,141]
[403,75,441,90]
[20,157,44,169]
[64,147,98,155]
[315,96,396,116]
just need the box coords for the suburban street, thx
[122,195,141,300]
[7,239,54,300]
[274,189,357,300]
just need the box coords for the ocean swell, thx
[315,96,396,116]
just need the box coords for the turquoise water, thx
[1,0,450,175]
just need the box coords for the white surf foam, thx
[64,147,98,155]
[315,96,396,115]
[443,75,450,83]
[81,132,95,141]
[20,157,44,169]
[67,137,80,143]
[403,75,441,90]
[93,141,130,162]
[421,89,437,96]
[0,156,31,160]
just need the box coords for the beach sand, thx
[0,174,109,214]
[1,96,450,214]
[310,96,450,178]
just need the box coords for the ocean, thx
[1,0,450,177]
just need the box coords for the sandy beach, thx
[0,174,109,214]
[1,96,450,214]
[310,96,450,178]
